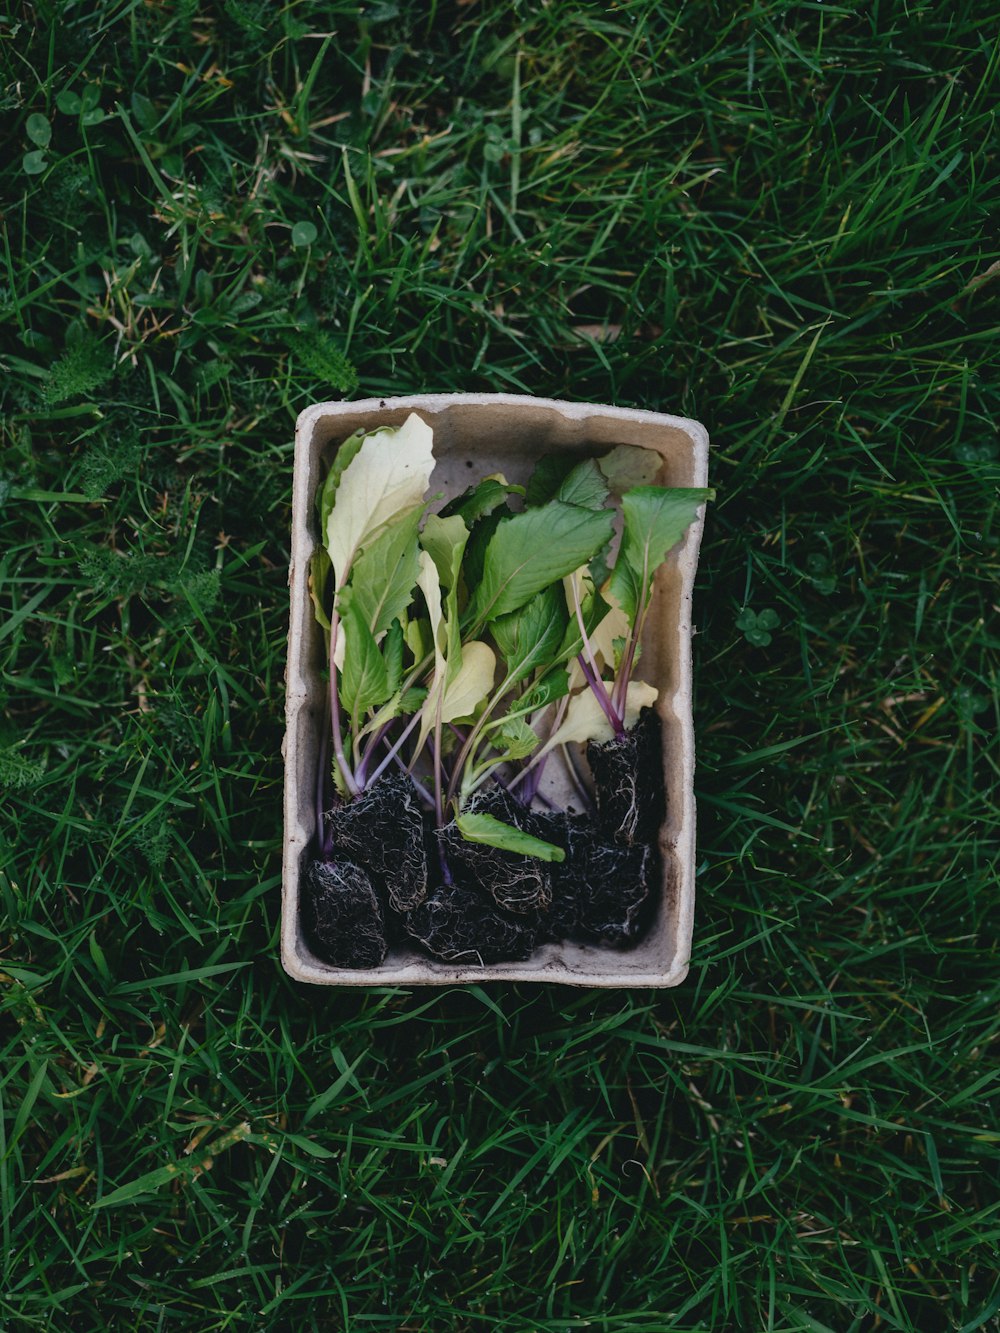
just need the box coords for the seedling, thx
[306,413,713,967]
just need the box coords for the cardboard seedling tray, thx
[282,394,710,987]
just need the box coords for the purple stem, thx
[365,709,423,787]
[433,710,445,830]
[577,653,624,737]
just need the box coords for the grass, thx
[1,0,998,1328]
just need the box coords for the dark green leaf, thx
[490,583,568,688]
[461,507,510,592]
[339,593,391,719]
[131,92,158,131]
[525,454,576,506]
[22,151,47,175]
[349,505,423,637]
[383,619,404,694]
[519,668,570,713]
[467,502,614,627]
[440,476,522,526]
[455,812,565,862]
[555,458,609,510]
[608,487,713,621]
[26,114,51,148]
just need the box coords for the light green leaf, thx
[440,640,496,723]
[416,550,449,750]
[491,716,540,761]
[405,616,430,663]
[417,549,445,667]
[318,430,365,535]
[608,487,713,621]
[535,680,658,761]
[349,504,423,637]
[597,444,662,494]
[467,500,614,627]
[490,582,568,688]
[455,812,565,862]
[325,413,436,588]
[419,513,469,591]
[556,566,609,664]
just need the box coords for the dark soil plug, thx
[441,785,553,915]
[571,832,652,945]
[302,857,387,969]
[586,707,664,846]
[324,771,428,911]
[404,884,537,963]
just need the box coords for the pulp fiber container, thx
[282,394,710,988]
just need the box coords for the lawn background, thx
[2,1,998,1329]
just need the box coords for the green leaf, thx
[491,716,540,761]
[309,548,332,631]
[556,571,609,665]
[291,220,318,247]
[383,619,404,694]
[460,506,510,592]
[525,454,576,506]
[555,458,609,510]
[339,593,391,719]
[455,812,565,862]
[131,92,158,131]
[56,89,82,115]
[440,641,496,723]
[608,487,713,621]
[440,475,522,526]
[318,431,365,536]
[534,681,658,763]
[490,583,568,688]
[419,513,469,592]
[287,330,357,393]
[22,151,47,175]
[93,1162,188,1208]
[26,113,52,148]
[349,505,423,637]
[597,444,662,494]
[325,413,436,589]
[468,501,614,627]
[519,667,570,713]
[405,616,430,663]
